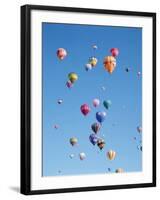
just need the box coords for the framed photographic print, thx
[21,4,156,195]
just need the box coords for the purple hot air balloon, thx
[89,133,99,145]
[66,80,73,88]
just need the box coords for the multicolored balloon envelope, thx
[68,73,78,83]
[103,56,116,74]
[70,137,78,146]
[57,48,67,60]
[89,133,99,145]
[107,150,116,160]
[91,122,101,134]
[97,138,105,150]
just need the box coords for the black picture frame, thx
[21,4,156,195]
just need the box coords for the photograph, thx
[42,22,142,177]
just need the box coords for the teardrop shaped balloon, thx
[93,98,100,107]
[89,133,99,145]
[89,57,98,67]
[103,56,116,74]
[70,137,78,146]
[110,48,119,57]
[57,48,67,60]
[91,122,101,134]
[68,73,78,83]
[79,152,86,160]
[85,63,92,71]
[66,80,73,88]
[115,168,124,173]
[103,100,112,110]
[97,138,105,150]
[107,150,116,160]
[96,111,106,123]
[80,104,91,116]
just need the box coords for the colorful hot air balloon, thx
[70,137,78,146]
[137,126,142,133]
[85,63,92,71]
[91,122,101,134]
[57,48,67,60]
[96,111,106,123]
[97,138,105,150]
[93,98,100,107]
[110,48,119,57]
[107,150,116,160]
[103,56,116,74]
[103,100,112,110]
[115,168,124,173]
[66,80,73,88]
[68,73,78,83]
[89,57,98,67]
[79,152,86,160]
[89,134,99,145]
[80,104,91,116]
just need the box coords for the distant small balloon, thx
[57,48,67,60]
[66,80,73,88]
[107,150,116,160]
[137,71,141,77]
[69,154,74,159]
[115,168,124,173]
[54,125,59,129]
[80,104,91,116]
[91,122,101,134]
[125,67,130,72]
[101,86,106,91]
[57,99,63,104]
[70,137,78,146]
[93,98,100,107]
[137,126,142,133]
[97,138,105,150]
[103,100,112,110]
[89,133,99,145]
[93,45,98,49]
[89,57,98,67]
[110,48,119,57]
[79,152,86,160]
[85,63,92,71]
[96,111,106,123]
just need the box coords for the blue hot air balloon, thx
[96,111,106,123]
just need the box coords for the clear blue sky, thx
[42,22,142,177]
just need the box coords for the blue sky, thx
[42,23,142,176]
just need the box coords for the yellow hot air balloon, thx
[103,56,116,74]
[89,57,98,67]
[70,137,78,146]
[107,150,116,160]
[115,168,124,173]
[68,73,78,83]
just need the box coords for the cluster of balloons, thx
[103,48,119,74]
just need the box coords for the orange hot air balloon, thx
[103,56,116,74]
[107,150,116,160]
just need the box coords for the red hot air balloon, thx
[57,48,67,60]
[110,48,119,57]
[80,104,91,116]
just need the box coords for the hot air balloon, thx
[96,111,106,123]
[93,45,98,49]
[54,125,59,129]
[89,133,99,145]
[103,100,112,110]
[57,48,67,60]
[70,137,78,146]
[93,98,100,107]
[137,126,142,133]
[91,122,101,134]
[57,99,63,104]
[85,63,92,71]
[97,138,105,150]
[107,150,116,160]
[137,71,141,77]
[101,86,106,91]
[69,154,74,159]
[89,57,98,67]
[110,48,119,57]
[125,67,130,72]
[79,152,86,160]
[115,168,124,173]
[80,104,91,116]
[66,80,73,88]
[103,56,116,74]
[68,73,78,83]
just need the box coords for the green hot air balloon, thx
[103,100,112,110]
